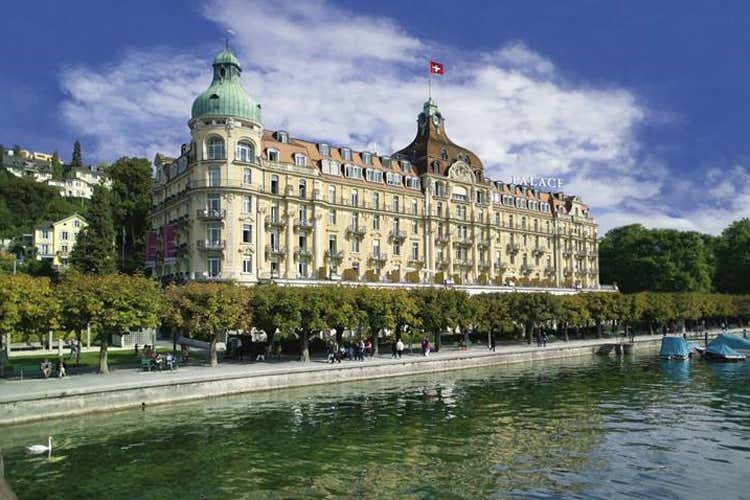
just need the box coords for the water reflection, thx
[1,356,749,498]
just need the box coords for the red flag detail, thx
[429,60,444,75]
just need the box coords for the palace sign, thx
[510,175,564,189]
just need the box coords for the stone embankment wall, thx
[0,339,660,426]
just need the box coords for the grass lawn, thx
[5,348,170,372]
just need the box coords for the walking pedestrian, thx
[391,341,398,359]
[396,338,404,358]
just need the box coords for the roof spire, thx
[224,28,236,51]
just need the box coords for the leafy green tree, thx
[163,282,246,367]
[250,285,301,356]
[57,271,101,346]
[89,274,162,373]
[473,293,513,344]
[599,224,715,293]
[0,145,5,167]
[108,157,152,273]
[509,293,558,344]
[558,294,590,341]
[12,145,21,157]
[356,287,394,354]
[388,289,420,342]
[413,288,465,351]
[715,219,750,294]
[296,287,328,362]
[0,274,60,375]
[581,292,617,338]
[319,286,359,346]
[633,292,675,334]
[70,185,116,274]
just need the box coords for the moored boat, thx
[701,342,746,362]
[659,336,691,360]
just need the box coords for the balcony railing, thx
[370,253,388,265]
[520,264,532,275]
[294,219,314,232]
[325,249,344,262]
[477,239,491,249]
[294,247,313,260]
[407,258,424,268]
[389,230,406,243]
[346,226,367,239]
[435,234,449,246]
[478,261,491,271]
[265,215,287,230]
[562,249,572,257]
[544,266,556,275]
[197,239,225,251]
[495,262,510,272]
[454,237,473,247]
[456,259,472,268]
[563,267,573,276]
[196,208,226,220]
[436,258,450,268]
[507,243,521,254]
[532,247,544,256]
[266,245,287,257]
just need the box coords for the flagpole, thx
[428,61,432,100]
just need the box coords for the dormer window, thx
[267,148,279,162]
[400,160,411,173]
[440,148,448,161]
[381,156,391,168]
[319,143,330,156]
[294,154,307,167]
[341,148,352,161]
[362,152,372,165]
[276,131,289,144]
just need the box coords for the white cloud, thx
[59,0,743,235]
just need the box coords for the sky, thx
[2,0,750,235]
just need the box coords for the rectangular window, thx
[242,257,252,273]
[344,164,363,179]
[405,176,421,190]
[208,257,221,277]
[42,230,49,239]
[270,175,279,194]
[412,220,418,234]
[322,159,341,176]
[243,168,252,184]
[61,245,68,253]
[393,196,400,213]
[242,224,252,243]
[61,231,69,240]
[208,167,220,187]
[74,220,80,228]
[393,242,401,256]
[411,242,419,261]
[328,186,336,204]
[373,214,380,230]
[267,149,279,161]
[341,148,352,161]
[242,195,252,214]
[294,155,306,167]
[365,168,383,183]
[351,190,359,207]
[328,235,337,252]
[299,179,307,199]
[208,223,221,243]
[386,172,403,186]
[373,240,381,257]
[372,192,380,209]
[207,195,221,211]
[319,143,329,156]
[329,209,336,224]
[352,238,360,253]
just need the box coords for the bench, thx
[14,364,42,380]
[140,358,154,371]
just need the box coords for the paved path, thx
[0,332,698,405]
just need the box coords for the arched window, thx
[207,137,225,160]
[440,148,448,161]
[236,141,255,162]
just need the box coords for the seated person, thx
[58,359,66,378]
[165,353,175,370]
[40,359,52,378]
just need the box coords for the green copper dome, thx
[191,48,262,124]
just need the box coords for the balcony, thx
[477,239,491,249]
[436,258,450,268]
[407,258,424,268]
[369,253,388,265]
[266,245,287,257]
[520,264,532,275]
[478,261,491,271]
[325,249,344,262]
[389,229,406,243]
[456,259,472,269]
[562,249,572,257]
[294,247,313,261]
[196,208,226,220]
[265,215,287,230]
[454,237,473,247]
[563,267,573,276]
[544,266,556,275]
[495,262,510,272]
[294,219,314,232]
[532,247,544,256]
[346,226,367,239]
[435,234,449,246]
[197,239,225,251]
[506,243,521,254]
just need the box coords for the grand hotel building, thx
[149,48,600,290]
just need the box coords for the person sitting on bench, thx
[40,359,52,378]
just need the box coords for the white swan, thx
[26,437,52,455]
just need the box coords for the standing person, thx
[57,359,66,378]
[391,341,398,359]
[396,338,404,358]
[489,334,496,352]
[134,343,139,356]
[424,339,431,357]
[542,331,548,347]
[75,340,81,364]
[68,340,76,360]
[743,329,748,339]
[421,338,427,356]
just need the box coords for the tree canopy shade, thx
[108,157,153,274]
[714,219,750,294]
[598,224,715,293]
[163,282,251,367]
[70,185,116,274]
[71,140,82,169]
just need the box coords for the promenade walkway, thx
[0,333,696,406]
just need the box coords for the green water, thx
[2,355,750,499]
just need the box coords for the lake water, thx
[2,354,749,499]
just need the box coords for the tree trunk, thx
[526,323,533,344]
[597,321,603,339]
[265,331,276,357]
[564,323,570,342]
[372,329,379,355]
[300,330,310,362]
[434,329,442,352]
[464,327,470,348]
[209,336,219,367]
[99,336,109,374]
[335,326,344,345]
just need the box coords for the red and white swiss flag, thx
[429,60,444,75]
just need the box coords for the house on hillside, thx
[33,213,88,269]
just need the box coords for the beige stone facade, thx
[150,50,599,290]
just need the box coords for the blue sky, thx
[2,0,749,234]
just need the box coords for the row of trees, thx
[3,273,749,375]
[599,221,750,294]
